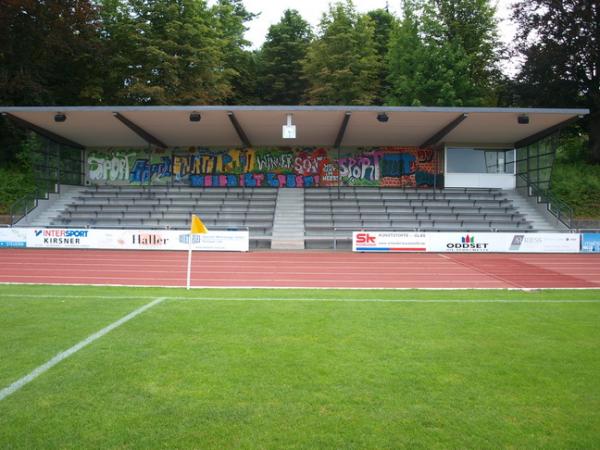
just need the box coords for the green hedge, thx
[0,167,36,214]
[551,162,600,219]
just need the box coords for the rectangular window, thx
[447,148,515,174]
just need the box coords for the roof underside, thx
[1,106,589,149]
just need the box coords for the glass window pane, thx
[447,148,514,174]
[506,150,515,164]
[447,148,487,173]
[505,161,514,174]
[530,169,539,185]
[484,151,499,173]
[539,167,552,184]
[529,156,539,170]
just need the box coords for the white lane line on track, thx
[0,294,598,303]
[1,282,598,290]
[0,297,166,402]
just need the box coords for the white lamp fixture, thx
[282,114,296,139]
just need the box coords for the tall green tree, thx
[0,0,106,165]
[387,0,501,106]
[366,8,397,105]
[257,9,313,105]
[100,0,231,104]
[511,0,599,163]
[303,0,381,105]
[433,0,501,102]
[212,0,257,104]
[0,0,105,106]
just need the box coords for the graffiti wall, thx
[86,147,442,188]
[87,149,172,185]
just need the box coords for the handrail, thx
[516,173,573,229]
[8,189,41,226]
[7,178,59,226]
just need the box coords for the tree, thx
[0,0,105,106]
[303,0,381,105]
[433,0,501,103]
[100,0,232,105]
[511,0,600,163]
[387,0,501,106]
[212,0,257,104]
[0,0,107,166]
[257,9,313,105]
[366,8,397,105]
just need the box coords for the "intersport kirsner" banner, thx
[6,228,249,252]
[353,232,581,253]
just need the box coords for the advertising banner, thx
[352,232,427,252]
[581,233,600,253]
[0,228,249,252]
[28,228,95,248]
[426,233,580,253]
[506,233,581,253]
[0,228,27,248]
[352,232,580,253]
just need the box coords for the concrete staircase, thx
[503,189,567,231]
[270,188,305,250]
[17,185,83,227]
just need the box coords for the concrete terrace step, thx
[503,190,566,231]
[271,188,305,250]
[17,186,85,227]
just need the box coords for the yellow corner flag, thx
[187,214,208,290]
[191,214,208,234]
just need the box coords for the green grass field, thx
[1,285,599,448]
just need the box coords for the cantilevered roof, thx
[1,105,589,149]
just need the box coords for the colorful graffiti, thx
[87,150,172,185]
[86,147,441,187]
[87,151,137,183]
[130,156,172,184]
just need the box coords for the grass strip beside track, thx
[2,283,600,300]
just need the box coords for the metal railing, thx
[8,189,44,226]
[516,174,574,228]
[7,178,59,226]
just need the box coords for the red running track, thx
[0,249,599,289]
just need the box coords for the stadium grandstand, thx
[1,105,589,249]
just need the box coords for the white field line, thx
[1,282,599,290]
[0,294,599,303]
[0,297,166,402]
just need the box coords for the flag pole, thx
[186,216,193,290]
[187,213,207,290]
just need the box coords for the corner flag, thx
[191,214,208,234]
[187,214,208,290]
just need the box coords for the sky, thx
[239,0,518,51]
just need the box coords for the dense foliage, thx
[0,134,39,215]
[511,0,599,163]
[551,162,600,219]
[303,1,381,105]
[550,134,600,219]
[256,9,312,105]
[387,0,501,106]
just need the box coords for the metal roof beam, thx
[514,116,582,148]
[334,112,352,148]
[227,111,251,148]
[2,112,85,149]
[420,113,468,148]
[113,112,167,148]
